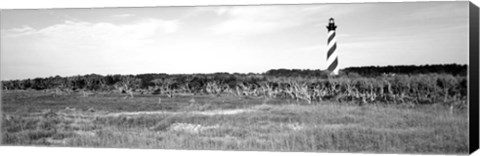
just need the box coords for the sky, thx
[0,1,470,80]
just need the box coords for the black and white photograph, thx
[0,1,477,155]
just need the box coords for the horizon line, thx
[1,63,468,81]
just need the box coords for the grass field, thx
[1,90,469,154]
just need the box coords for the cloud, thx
[2,18,178,39]
[1,18,180,56]
[1,18,181,77]
[112,14,134,18]
[210,6,330,38]
[214,7,229,15]
[298,45,326,52]
[1,25,37,37]
[406,2,467,20]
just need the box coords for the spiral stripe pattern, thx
[326,30,339,75]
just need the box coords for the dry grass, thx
[1,90,469,154]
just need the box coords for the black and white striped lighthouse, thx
[326,17,339,75]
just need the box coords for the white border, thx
[0,0,476,9]
[0,0,478,156]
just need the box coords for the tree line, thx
[342,64,467,77]
[1,64,468,105]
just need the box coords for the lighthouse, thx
[326,17,339,75]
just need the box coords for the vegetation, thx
[0,64,469,153]
[1,64,468,106]
[342,64,467,77]
[1,91,468,154]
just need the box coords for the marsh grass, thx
[1,90,469,154]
